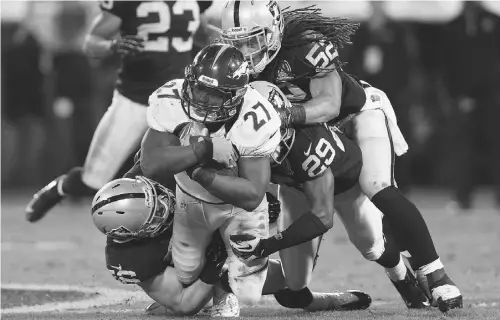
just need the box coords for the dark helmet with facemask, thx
[182,43,250,124]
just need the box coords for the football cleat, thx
[25,175,65,222]
[145,301,170,315]
[304,290,372,312]
[401,253,433,304]
[390,267,431,309]
[211,291,240,317]
[430,276,463,312]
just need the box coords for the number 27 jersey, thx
[146,79,281,203]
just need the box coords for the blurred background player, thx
[25,0,213,222]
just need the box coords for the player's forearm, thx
[302,95,341,124]
[141,145,199,178]
[83,34,114,58]
[192,168,265,212]
[172,280,213,316]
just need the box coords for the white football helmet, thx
[221,0,284,75]
[91,176,175,241]
[249,81,295,164]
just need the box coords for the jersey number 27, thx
[136,1,200,53]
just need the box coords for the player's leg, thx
[219,199,269,305]
[352,91,462,311]
[25,91,149,222]
[335,183,429,308]
[171,189,216,285]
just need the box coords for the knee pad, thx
[62,167,97,197]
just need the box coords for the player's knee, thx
[360,178,391,199]
[350,232,385,261]
[62,167,97,197]
[312,208,334,230]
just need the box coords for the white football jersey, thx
[146,79,281,203]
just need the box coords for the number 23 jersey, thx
[98,0,212,105]
[146,79,281,203]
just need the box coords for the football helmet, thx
[221,0,284,75]
[182,43,249,124]
[249,81,295,164]
[91,176,175,241]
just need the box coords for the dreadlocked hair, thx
[262,5,359,83]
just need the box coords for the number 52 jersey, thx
[146,79,281,203]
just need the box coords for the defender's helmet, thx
[91,176,175,242]
[249,81,295,164]
[182,43,249,124]
[221,0,284,75]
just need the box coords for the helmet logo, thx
[230,61,249,79]
[226,26,249,35]
[199,75,219,87]
[267,1,280,22]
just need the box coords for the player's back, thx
[147,79,281,204]
[99,0,211,105]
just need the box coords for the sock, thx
[385,256,407,281]
[260,213,329,257]
[274,287,313,309]
[374,237,401,269]
[61,167,97,197]
[371,186,439,269]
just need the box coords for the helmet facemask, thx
[271,127,296,165]
[182,66,246,124]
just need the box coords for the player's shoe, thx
[211,291,240,317]
[304,290,372,312]
[430,276,463,312]
[25,175,66,222]
[390,267,431,309]
[401,253,433,304]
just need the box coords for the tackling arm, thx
[138,267,212,316]
[302,70,342,124]
[192,157,271,212]
[83,11,121,58]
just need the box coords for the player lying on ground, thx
[229,81,429,310]
[142,43,369,315]
[91,176,372,316]
[25,0,213,222]
[220,0,462,312]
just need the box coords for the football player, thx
[92,176,372,316]
[230,81,428,310]
[220,0,462,312]
[26,0,213,222]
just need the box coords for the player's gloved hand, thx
[266,192,281,224]
[229,234,265,262]
[110,35,144,57]
[199,232,228,285]
[190,136,238,168]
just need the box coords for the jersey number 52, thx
[305,41,338,69]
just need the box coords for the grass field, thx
[2,188,500,319]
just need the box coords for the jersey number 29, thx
[136,1,200,53]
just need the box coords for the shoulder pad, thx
[146,79,189,133]
[228,86,281,157]
[282,31,339,78]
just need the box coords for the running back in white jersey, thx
[146,78,282,203]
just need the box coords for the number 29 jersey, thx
[98,0,212,105]
[146,79,281,203]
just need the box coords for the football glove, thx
[266,192,281,224]
[199,232,228,285]
[229,234,265,262]
[110,35,144,57]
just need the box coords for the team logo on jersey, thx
[276,60,295,82]
[229,61,249,79]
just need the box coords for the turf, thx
[2,188,500,319]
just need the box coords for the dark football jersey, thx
[272,124,362,195]
[257,33,367,123]
[99,0,212,105]
[105,226,172,284]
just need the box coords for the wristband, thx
[290,104,306,125]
